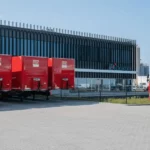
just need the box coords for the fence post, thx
[78,88,80,100]
[148,80,150,100]
[99,86,102,102]
[60,89,62,100]
[126,79,127,104]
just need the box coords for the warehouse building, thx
[0,21,136,90]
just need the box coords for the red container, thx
[48,58,75,89]
[12,56,48,91]
[0,55,12,91]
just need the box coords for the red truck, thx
[0,55,12,94]
[12,56,48,100]
[48,58,75,90]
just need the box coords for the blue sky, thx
[0,0,149,64]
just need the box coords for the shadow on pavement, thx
[0,97,99,112]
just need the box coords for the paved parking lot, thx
[0,100,150,150]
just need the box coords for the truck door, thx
[62,78,69,89]
[32,78,41,90]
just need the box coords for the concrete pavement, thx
[0,100,150,149]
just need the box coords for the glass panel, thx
[17,38,20,55]
[76,44,78,60]
[62,43,65,58]
[34,40,37,56]
[48,42,51,57]
[67,43,69,58]
[55,42,57,57]
[31,40,34,56]
[74,44,77,60]
[116,78,123,90]
[33,40,35,56]
[57,42,59,58]
[54,42,56,57]
[68,42,70,58]
[27,39,30,56]
[13,38,16,56]
[6,37,9,54]
[38,41,40,56]
[75,78,87,88]
[110,79,116,91]
[44,42,47,57]
[65,42,68,58]
[10,38,13,55]
[71,43,73,58]
[24,39,27,56]
[59,42,62,58]
[47,42,49,57]
[102,79,110,91]
[41,41,43,56]
[21,39,23,55]
[2,37,5,54]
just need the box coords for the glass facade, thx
[75,78,134,91]
[0,26,136,80]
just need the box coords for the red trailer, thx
[0,55,12,93]
[48,58,75,90]
[12,56,48,100]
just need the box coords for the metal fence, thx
[48,85,148,103]
[1,85,148,104]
